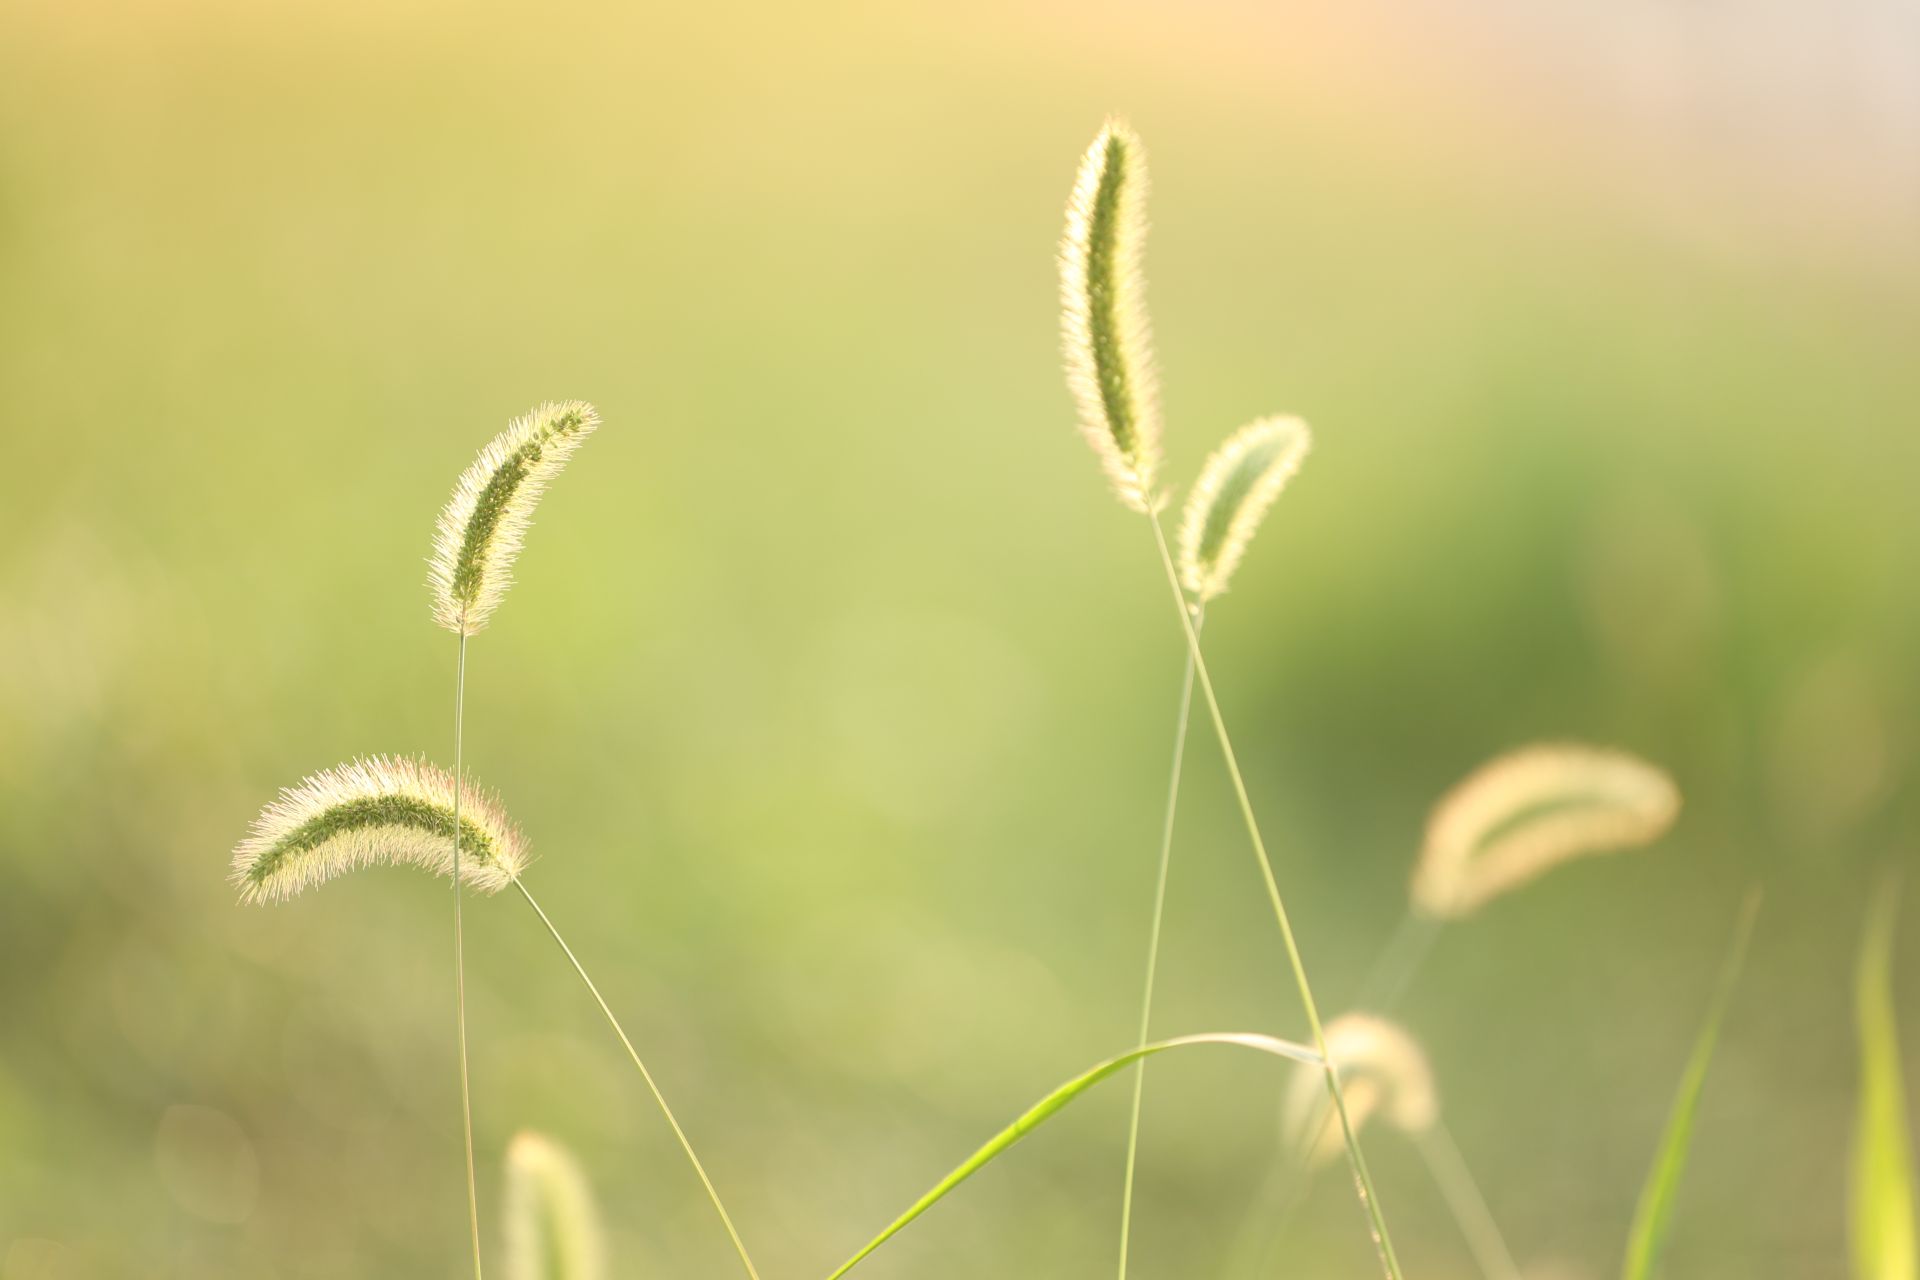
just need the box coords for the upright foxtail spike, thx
[505,1132,607,1280]
[231,756,529,902]
[429,400,601,636]
[1411,743,1681,920]
[1060,120,1162,513]
[1177,416,1312,601]
[1282,1014,1437,1169]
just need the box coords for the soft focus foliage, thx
[1851,892,1917,1280]
[0,0,1914,1276]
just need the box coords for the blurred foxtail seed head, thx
[505,1131,607,1280]
[1178,416,1312,601]
[1412,743,1681,920]
[1282,1014,1437,1168]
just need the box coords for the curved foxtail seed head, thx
[1282,1013,1437,1168]
[1060,120,1162,513]
[505,1131,607,1280]
[429,400,601,636]
[230,756,528,903]
[1411,743,1681,920]
[1177,416,1312,601]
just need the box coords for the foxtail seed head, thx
[505,1131,607,1280]
[1282,1014,1436,1168]
[1412,743,1681,920]
[430,401,601,636]
[1177,416,1312,601]
[1060,121,1162,513]
[231,756,528,903]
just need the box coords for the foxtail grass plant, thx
[1115,414,1313,1278]
[234,401,761,1280]
[232,753,762,1279]
[431,400,601,1279]
[1060,119,1401,1278]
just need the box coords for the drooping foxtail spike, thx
[1412,743,1681,920]
[231,756,528,902]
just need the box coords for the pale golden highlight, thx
[231,756,528,903]
[1060,121,1162,512]
[429,400,601,636]
[1178,416,1312,600]
[505,1132,607,1280]
[1412,743,1681,920]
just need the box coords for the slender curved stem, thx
[825,1033,1321,1280]
[452,633,483,1280]
[1116,610,1202,1279]
[1143,511,1404,1280]
[1415,1124,1522,1280]
[513,879,762,1280]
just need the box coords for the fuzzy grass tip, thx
[430,400,601,636]
[505,1131,607,1280]
[1282,1013,1436,1168]
[1178,416,1312,600]
[1412,743,1680,920]
[231,756,528,903]
[1060,121,1162,513]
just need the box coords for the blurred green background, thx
[1,0,1915,1276]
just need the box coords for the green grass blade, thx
[1620,889,1762,1280]
[822,1032,1319,1280]
[1850,882,1917,1280]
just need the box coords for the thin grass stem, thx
[1143,510,1404,1280]
[452,633,484,1280]
[512,879,762,1280]
[1116,611,1202,1279]
[1415,1123,1522,1280]
[1352,913,1444,1015]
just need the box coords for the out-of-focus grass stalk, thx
[1620,889,1761,1280]
[1115,617,1200,1279]
[1414,1123,1521,1280]
[1144,509,1402,1279]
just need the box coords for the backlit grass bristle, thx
[231,756,528,903]
[1177,416,1312,601]
[430,400,601,636]
[505,1131,607,1280]
[1282,1014,1436,1168]
[1060,120,1162,513]
[1412,743,1680,920]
